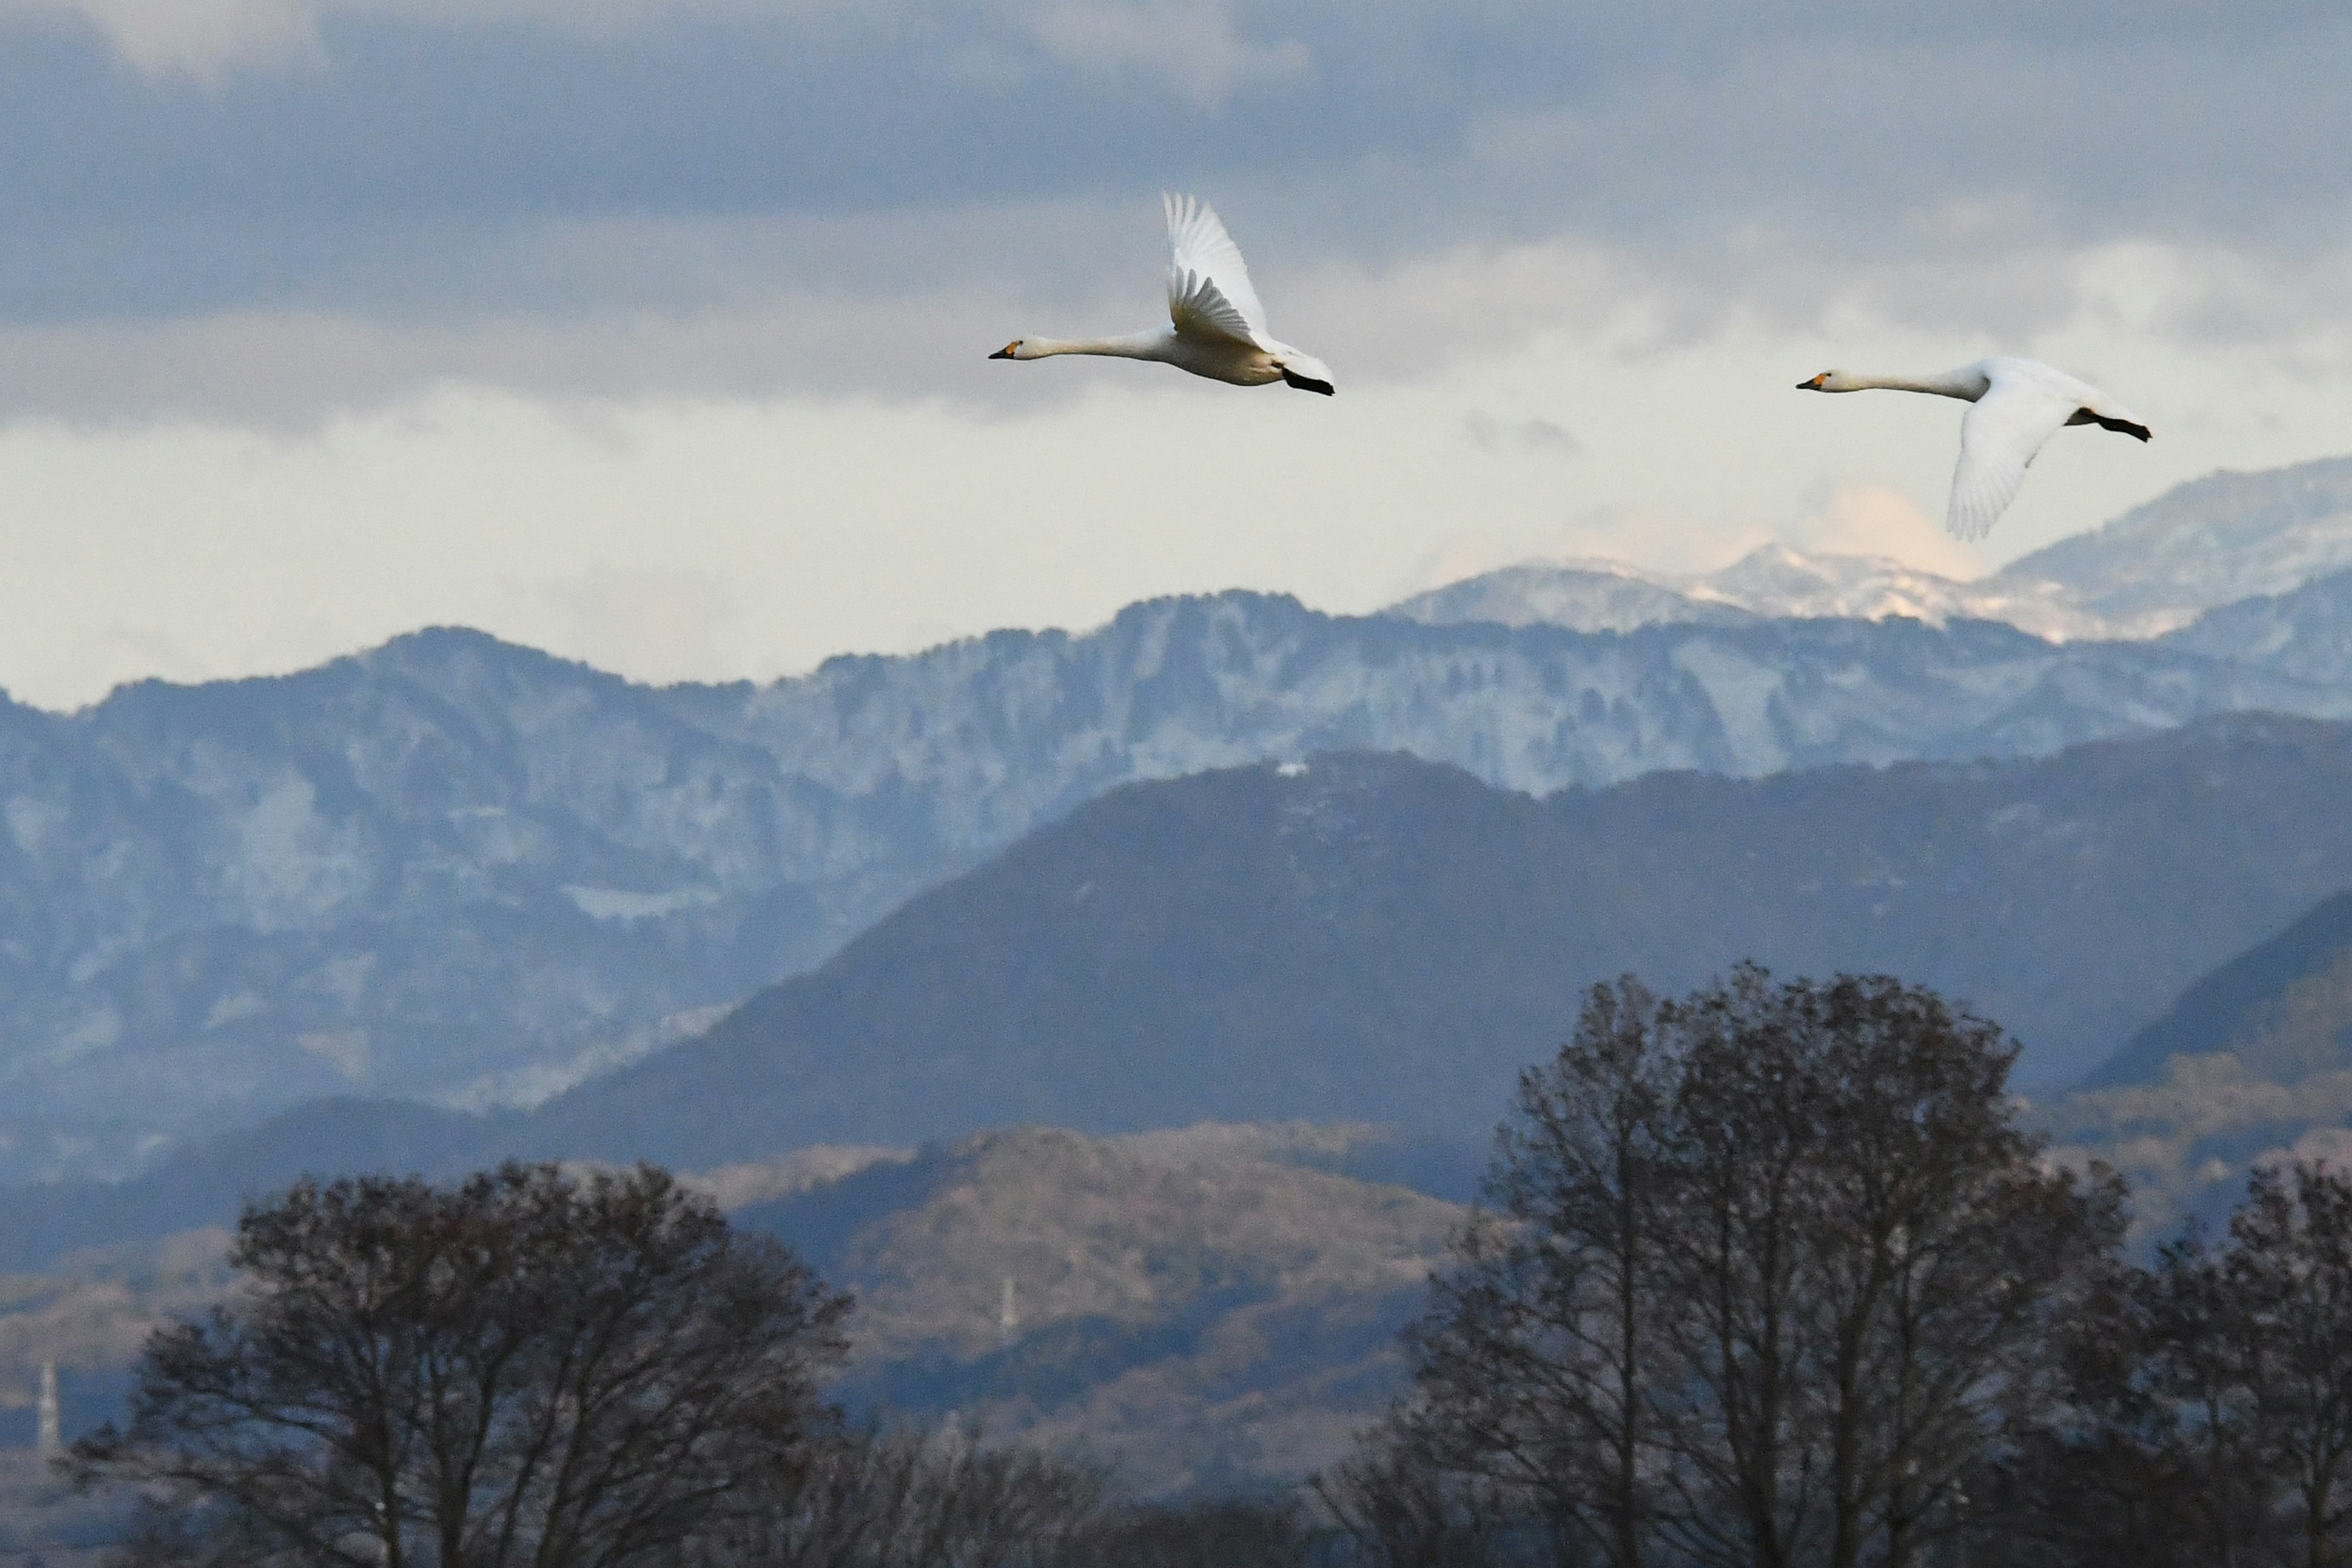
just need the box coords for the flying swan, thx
[1796,357,2150,540]
[990,195,1335,394]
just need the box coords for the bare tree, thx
[1405,978,1674,1568]
[1651,965,1831,1568]
[1084,1494,1313,1568]
[1313,1414,1518,1568]
[72,1162,850,1567]
[1795,974,2124,1568]
[690,1422,1106,1568]
[1653,970,2122,1568]
[1390,966,2120,1568]
[2228,1163,2352,1568]
[2130,1219,2267,1568]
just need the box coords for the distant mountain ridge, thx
[6,454,2352,1182]
[1393,454,2352,642]
[2084,891,2352,1093]
[2048,887,2352,1238]
[514,717,2352,1170]
[15,713,2352,1269]
[2004,454,2352,625]
[1387,544,2110,640]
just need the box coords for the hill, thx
[2083,889,2352,1093]
[2047,888,2352,1235]
[0,1126,1463,1499]
[519,714,2352,1172]
[736,1125,1462,1493]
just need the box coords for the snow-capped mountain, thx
[1380,560,1758,633]
[1389,452,2352,644]
[1999,454,2352,629]
[1389,543,2117,640]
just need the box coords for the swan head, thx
[1797,370,1864,393]
[989,340,1027,361]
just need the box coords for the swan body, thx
[990,194,1335,394]
[1797,356,2149,540]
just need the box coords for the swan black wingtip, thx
[1281,371,1336,396]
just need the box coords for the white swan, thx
[1797,357,2150,540]
[990,194,1335,395]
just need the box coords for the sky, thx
[3,2,2352,707]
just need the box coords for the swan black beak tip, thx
[987,347,1016,361]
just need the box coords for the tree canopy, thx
[74,1161,851,1567]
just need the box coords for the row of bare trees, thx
[70,966,2352,1567]
[1321,968,2352,1568]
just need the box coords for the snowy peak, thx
[1387,453,2352,644]
[1996,454,2352,626]
[1687,545,2107,638]
[1389,544,2115,641]
[1384,560,1752,633]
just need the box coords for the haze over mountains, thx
[4,453,2352,1188]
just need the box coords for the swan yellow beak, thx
[1798,373,1828,390]
[989,342,1019,360]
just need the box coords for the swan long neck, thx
[1831,368,1989,401]
[1022,331,1170,361]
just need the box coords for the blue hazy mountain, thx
[14,712,2352,1270]
[6,459,2352,1182]
[2048,885,2352,1237]
[518,716,2352,1172]
[2082,888,2352,1093]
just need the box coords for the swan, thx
[1797,357,2150,540]
[990,194,1335,394]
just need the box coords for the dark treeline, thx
[67,967,2352,1567]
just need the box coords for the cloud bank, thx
[3,3,2351,704]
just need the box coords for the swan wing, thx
[1947,365,2082,541]
[1166,193,1272,348]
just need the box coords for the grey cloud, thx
[6,3,2352,417]
[1463,412,1581,457]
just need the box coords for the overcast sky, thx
[2,1,2350,707]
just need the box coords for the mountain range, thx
[1395,455,2352,641]
[1,522,2350,1180]
[4,452,2352,1186]
[15,707,2352,1276]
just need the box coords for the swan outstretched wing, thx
[1165,194,1272,349]
[1947,364,2084,541]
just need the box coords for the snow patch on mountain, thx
[1998,455,2352,625]
[1389,543,2120,641]
[1391,454,2352,644]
